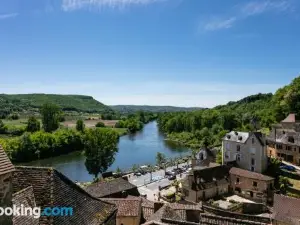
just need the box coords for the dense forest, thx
[110,105,204,114]
[158,76,300,148]
[0,94,113,116]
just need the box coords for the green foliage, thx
[26,116,40,132]
[76,119,85,132]
[0,94,113,114]
[0,120,7,134]
[111,105,203,114]
[95,121,105,128]
[156,152,167,167]
[0,129,84,162]
[216,150,222,164]
[84,128,119,178]
[9,113,19,120]
[40,103,61,132]
[279,176,291,194]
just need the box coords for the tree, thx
[76,119,85,132]
[216,150,222,164]
[95,121,105,128]
[0,120,7,134]
[156,152,166,168]
[149,165,156,182]
[40,103,61,132]
[116,167,122,175]
[84,128,119,179]
[26,116,40,132]
[279,176,290,194]
[132,164,138,173]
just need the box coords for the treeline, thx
[158,76,300,148]
[115,111,157,133]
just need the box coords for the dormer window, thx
[238,136,242,141]
[288,136,294,143]
[227,135,231,139]
[234,131,238,135]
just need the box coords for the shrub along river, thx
[24,121,190,182]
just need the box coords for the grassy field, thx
[61,119,118,128]
[2,119,28,127]
[98,127,128,136]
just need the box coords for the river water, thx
[24,121,190,182]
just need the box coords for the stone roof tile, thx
[0,144,14,175]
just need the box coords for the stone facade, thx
[222,131,268,173]
[267,113,300,166]
[229,168,274,204]
[0,172,13,225]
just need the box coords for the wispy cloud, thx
[0,13,18,20]
[204,17,236,31]
[202,0,295,32]
[241,0,292,16]
[61,0,165,11]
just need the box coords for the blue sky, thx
[0,0,299,107]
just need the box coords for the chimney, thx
[154,202,164,213]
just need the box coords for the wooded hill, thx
[110,105,204,114]
[0,94,113,116]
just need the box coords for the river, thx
[24,121,190,182]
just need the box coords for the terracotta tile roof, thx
[101,198,141,217]
[273,194,300,225]
[148,205,182,222]
[85,177,137,198]
[0,144,14,175]
[229,167,274,181]
[13,166,117,225]
[12,186,39,225]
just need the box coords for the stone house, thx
[267,113,300,166]
[191,148,215,168]
[85,177,140,198]
[229,167,274,204]
[272,194,300,225]
[101,198,142,225]
[182,165,230,203]
[0,145,15,225]
[222,131,268,173]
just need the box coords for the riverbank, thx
[24,121,191,182]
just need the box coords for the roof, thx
[273,194,300,225]
[85,177,137,198]
[148,205,182,222]
[0,144,15,175]
[223,131,249,143]
[282,113,297,123]
[229,167,274,181]
[12,186,39,225]
[101,198,141,217]
[185,165,230,191]
[13,166,117,225]
[267,128,300,146]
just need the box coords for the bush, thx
[76,119,85,132]
[95,122,105,128]
[0,120,7,134]
[26,116,40,132]
[9,113,19,120]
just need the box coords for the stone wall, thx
[0,172,13,225]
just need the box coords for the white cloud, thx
[0,13,18,20]
[202,0,294,32]
[61,0,165,11]
[0,81,281,108]
[241,0,292,16]
[204,17,236,31]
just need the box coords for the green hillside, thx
[0,94,113,115]
[110,105,204,114]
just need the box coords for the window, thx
[235,187,241,193]
[225,152,229,159]
[251,166,255,172]
[286,145,291,151]
[253,181,258,187]
[252,138,255,144]
[236,154,241,162]
[269,150,272,156]
[251,158,255,165]
[288,136,294,143]
[237,145,240,152]
[277,144,282,149]
[236,177,240,183]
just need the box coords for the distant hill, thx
[110,105,204,114]
[0,94,113,115]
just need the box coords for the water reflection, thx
[25,121,190,182]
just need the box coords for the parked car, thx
[134,172,142,176]
[280,165,296,172]
[165,171,173,176]
[168,175,176,181]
